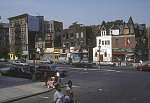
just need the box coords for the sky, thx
[0,0,150,29]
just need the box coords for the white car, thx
[12,60,30,66]
[97,61,116,66]
[38,59,53,64]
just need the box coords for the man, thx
[54,84,64,103]
[44,72,48,86]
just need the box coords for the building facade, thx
[8,13,39,60]
[61,22,94,61]
[93,17,147,63]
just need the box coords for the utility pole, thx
[99,39,101,69]
[125,31,127,66]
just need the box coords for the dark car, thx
[136,62,150,71]
[1,66,42,79]
[37,65,67,78]
[72,58,94,68]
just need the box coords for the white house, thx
[93,23,119,63]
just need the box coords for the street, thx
[3,65,149,103]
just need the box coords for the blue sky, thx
[0,0,150,28]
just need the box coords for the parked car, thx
[12,59,30,66]
[1,65,42,79]
[97,61,116,66]
[55,57,69,64]
[38,59,54,64]
[0,58,8,62]
[136,62,150,71]
[72,58,95,68]
[37,65,67,78]
[0,64,11,73]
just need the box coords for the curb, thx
[1,88,54,103]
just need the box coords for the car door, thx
[143,63,150,70]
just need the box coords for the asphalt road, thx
[8,66,150,103]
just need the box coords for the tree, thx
[0,45,9,58]
[74,40,88,60]
[0,23,9,58]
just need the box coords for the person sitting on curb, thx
[54,83,64,103]
[65,80,77,103]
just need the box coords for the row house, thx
[61,22,95,62]
[8,13,39,60]
[93,17,148,63]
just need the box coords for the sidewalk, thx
[0,80,53,103]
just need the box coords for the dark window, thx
[116,39,119,45]
[70,33,73,37]
[66,33,68,39]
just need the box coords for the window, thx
[66,42,68,47]
[71,42,74,46]
[111,31,113,35]
[63,34,65,40]
[63,42,65,47]
[81,32,84,38]
[127,38,130,44]
[116,39,119,45]
[104,52,107,57]
[102,41,104,45]
[95,52,97,57]
[76,33,79,38]
[66,33,68,39]
[105,40,110,45]
[70,33,73,38]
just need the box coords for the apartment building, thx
[8,13,39,60]
[61,22,94,61]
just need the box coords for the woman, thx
[54,83,64,103]
[65,80,75,103]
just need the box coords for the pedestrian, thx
[44,72,48,86]
[118,57,122,66]
[54,83,64,103]
[56,72,64,88]
[65,80,77,103]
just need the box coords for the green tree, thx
[74,40,88,60]
[0,45,10,58]
[0,24,9,58]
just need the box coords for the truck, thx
[55,53,69,64]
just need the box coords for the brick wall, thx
[112,35,135,48]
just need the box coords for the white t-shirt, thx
[54,91,64,103]
[57,72,60,77]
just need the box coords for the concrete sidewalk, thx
[0,81,53,103]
